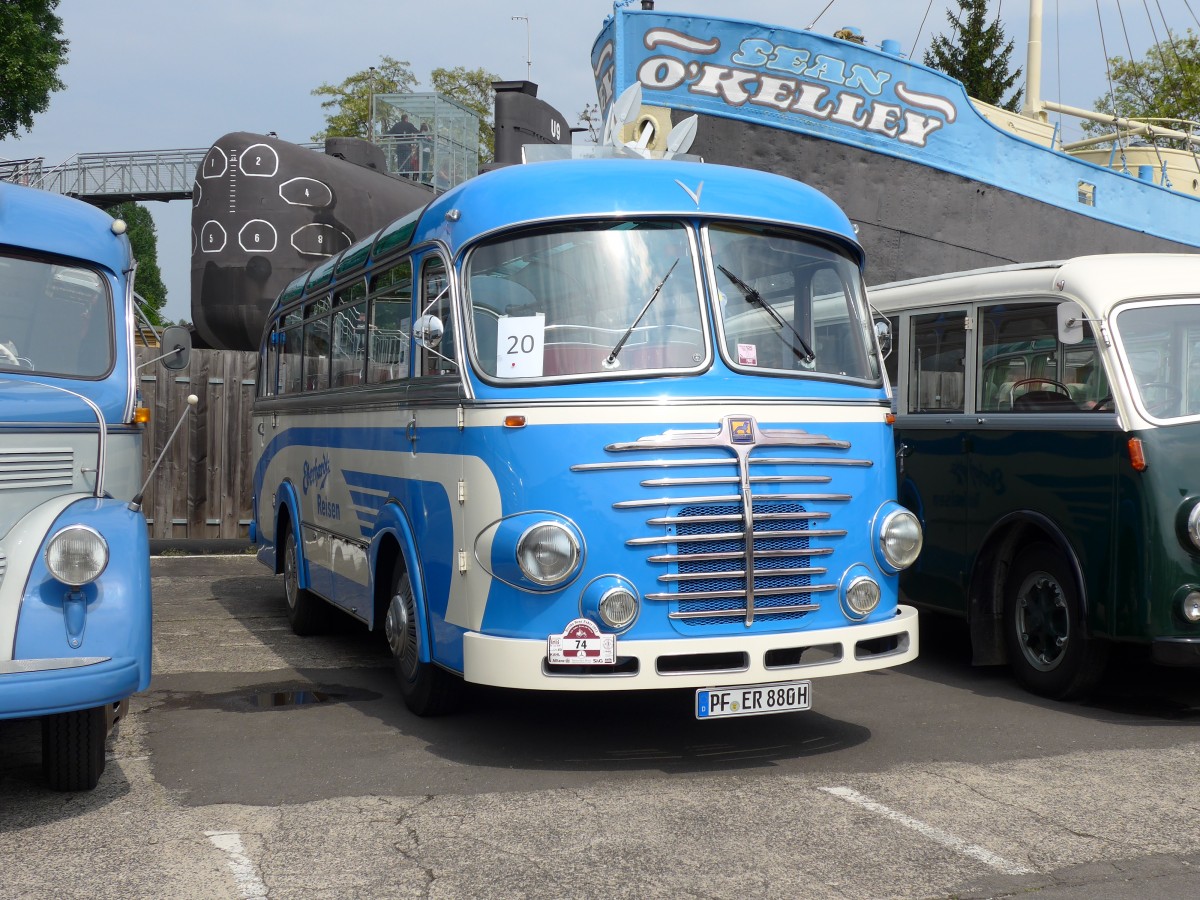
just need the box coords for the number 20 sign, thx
[495,314,545,378]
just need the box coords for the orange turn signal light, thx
[133,407,151,425]
[504,415,526,428]
[1127,437,1147,471]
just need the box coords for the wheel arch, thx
[967,510,1089,666]
[369,499,435,665]
[273,479,306,584]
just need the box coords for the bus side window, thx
[908,312,965,413]
[281,324,303,394]
[303,294,332,392]
[332,279,367,387]
[418,256,457,377]
[369,259,413,383]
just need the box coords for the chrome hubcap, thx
[284,539,298,609]
[385,578,419,680]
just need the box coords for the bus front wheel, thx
[283,529,326,636]
[42,705,107,791]
[1003,543,1108,700]
[385,563,460,716]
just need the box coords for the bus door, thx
[969,302,1120,605]
[405,253,466,653]
[896,307,974,611]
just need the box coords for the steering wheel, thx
[0,343,18,367]
[1140,382,1182,416]
[1009,377,1071,406]
[1093,395,1114,412]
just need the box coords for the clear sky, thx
[1,0,1192,324]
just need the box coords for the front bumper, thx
[463,605,918,690]
[1151,637,1200,667]
[0,655,143,719]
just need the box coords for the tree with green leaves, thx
[0,0,69,140]
[431,66,499,162]
[1089,29,1200,131]
[106,202,167,326]
[311,56,417,141]
[924,0,1023,111]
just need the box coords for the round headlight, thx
[844,576,881,618]
[1187,504,1200,551]
[880,508,923,570]
[1182,591,1200,623]
[598,588,639,629]
[45,525,109,586]
[516,521,579,586]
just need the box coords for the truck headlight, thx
[517,521,579,586]
[843,575,881,619]
[1186,503,1200,551]
[876,506,923,572]
[46,525,109,586]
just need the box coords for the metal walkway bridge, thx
[0,149,210,205]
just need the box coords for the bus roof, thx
[273,157,864,312]
[0,181,131,275]
[868,253,1200,318]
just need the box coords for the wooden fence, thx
[134,346,258,541]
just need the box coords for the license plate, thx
[695,680,811,719]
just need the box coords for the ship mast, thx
[1021,0,1046,121]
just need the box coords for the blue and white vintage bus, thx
[0,181,190,790]
[252,154,921,717]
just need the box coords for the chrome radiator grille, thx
[0,448,75,491]
[573,416,872,626]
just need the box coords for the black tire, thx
[282,528,327,636]
[42,705,107,791]
[384,562,460,716]
[1003,543,1108,700]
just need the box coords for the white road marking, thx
[820,786,1033,876]
[205,831,268,898]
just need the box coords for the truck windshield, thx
[708,224,879,382]
[1114,300,1200,420]
[466,220,705,380]
[0,254,114,378]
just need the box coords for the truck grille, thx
[0,448,75,491]
[573,415,872,626]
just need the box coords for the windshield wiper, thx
[717,264,815,364]
[604,258,679,369]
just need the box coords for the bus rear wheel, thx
[385,563,460,716]
[42,705,107,791]
[283,529,326,636]
[1003,543,1108,700]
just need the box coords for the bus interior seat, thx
[1012,390,1081,412]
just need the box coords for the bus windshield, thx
[0,254,113,378]
[1113,301,1200,420]
[466,220,705,380]
[709,224,879,382]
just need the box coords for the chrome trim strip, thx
[615,491,852,509]
[665,601,825,617]
[0,656,111,674]
[628,527,847,546]
[647,547,834,563]
[651,584,835,602]
[645,511,831,526]
[659,566,827,582]
[639,474,831,487]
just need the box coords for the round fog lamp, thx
[1183,591,1200,623]
[598,588,638,628]
[45,525,109,586]
[516,521,579,586]
[844,576,881,618]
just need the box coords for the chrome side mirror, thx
[414,314,444,349]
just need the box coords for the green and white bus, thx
[871,254,1200,699]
